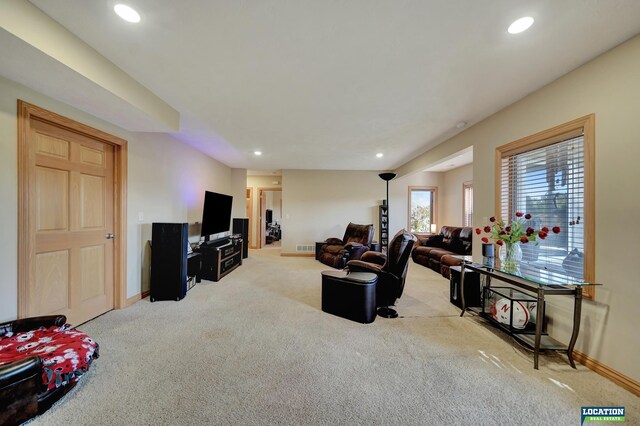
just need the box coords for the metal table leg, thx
[534,287,545,370]
[566,287,582,369]
[459,263,467,317]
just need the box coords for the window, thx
[463,182,473,227]
[408,186,438,234]
[496,115,595,298]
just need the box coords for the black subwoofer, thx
[150,223,188,302]
[449,266,481,309]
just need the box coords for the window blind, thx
[500,135,585,285]
[463,183,473,227]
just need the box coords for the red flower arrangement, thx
[475,212,560,246]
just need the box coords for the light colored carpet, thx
[28,249,638,425]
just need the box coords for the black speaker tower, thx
[150,223,188,302]
[233,218,249,258]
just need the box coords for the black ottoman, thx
[321,270,378,323]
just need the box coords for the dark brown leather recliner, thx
[346,229,417,318]
[318,223,375,269]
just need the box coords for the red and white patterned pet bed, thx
[0,324,99,391]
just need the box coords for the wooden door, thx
[27,118,115,325]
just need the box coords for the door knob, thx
[106,233,115,239]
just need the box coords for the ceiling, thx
[3,1,640,171]
[424,147,473,173]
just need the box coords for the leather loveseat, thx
[411,226,473,279]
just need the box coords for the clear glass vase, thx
[499,241,522,272]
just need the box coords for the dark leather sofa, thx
[411,226,473,279]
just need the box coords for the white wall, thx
[396,35,640,382]
[265,191,282,223]
[0,75,232,321]
[230,168,248,221]
[280,170,442,254]
[441,164,473,227]
[392,171,445,236]
[0,79,19,321]
[128,133,231,296]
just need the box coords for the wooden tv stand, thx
[195,237,243,282]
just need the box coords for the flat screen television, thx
[200,191,233,240]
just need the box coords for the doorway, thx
[258,187,282,249]
[245,187,253,248]
[17,101,128,325]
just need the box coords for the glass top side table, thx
[452,255,600,369]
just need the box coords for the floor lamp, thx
[378,172,397,318]
[378,172,396,252]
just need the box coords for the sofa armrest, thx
[11,315,67,333]
[0,356,42,426]
[346,259,384,274]
[419,234,443,247]
[415,235,428,246]
[0,356,42,389]
[324,237,343,245]
[415,234,438,246]
[359,251,387,266]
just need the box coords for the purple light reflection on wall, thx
[177,174,202,223]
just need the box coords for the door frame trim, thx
[246,187,254,248]
[17,100,128,318]
[257,187,281,249]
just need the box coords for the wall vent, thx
[296,244,314,252]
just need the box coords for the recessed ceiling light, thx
[254,151,262,156]
[455,121,467,129]
[376,153,384,158]
[508,17,534,34]
[114,4,141,23]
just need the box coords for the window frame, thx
[408,186,438,235]
[495,114,595,298]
